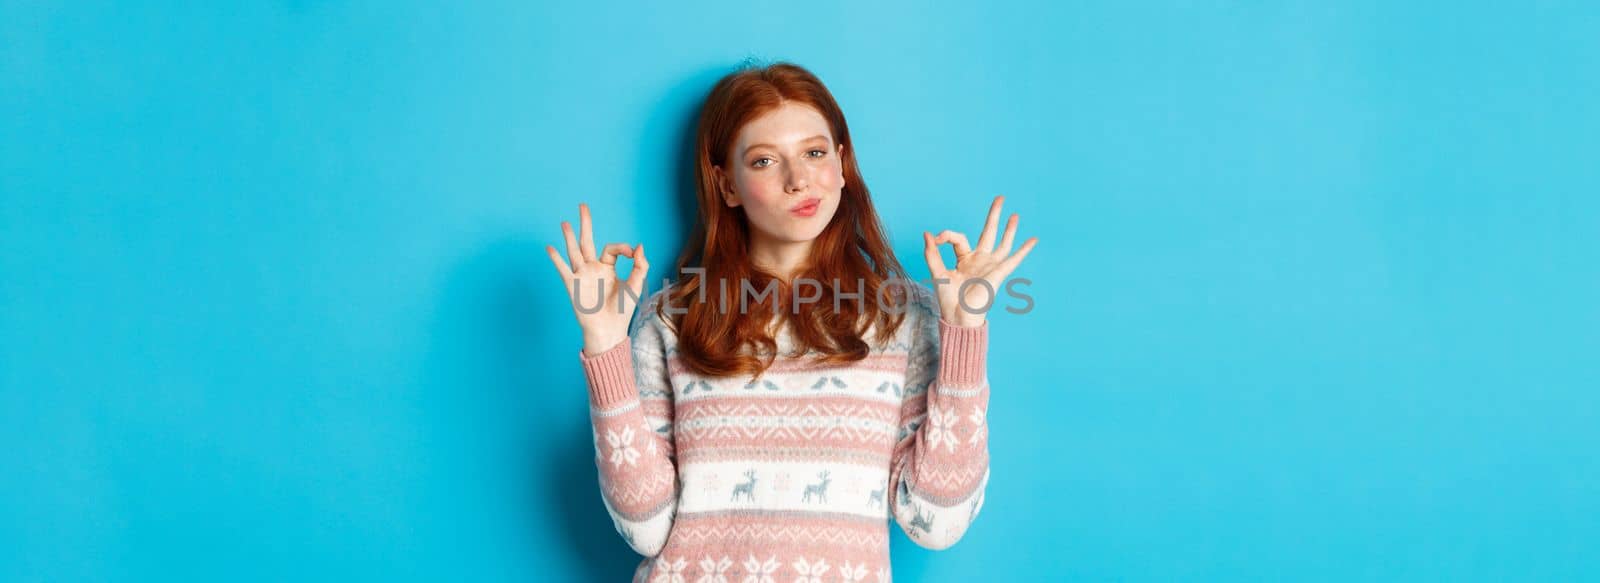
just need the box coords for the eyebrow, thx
[741,135,830,157]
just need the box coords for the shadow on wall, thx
[630,64,734,284]
[420,237,634,581]
[536,65,730,578]
[412,66,733,579]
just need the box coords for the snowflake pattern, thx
[696,555,733,583]
[741,553,779,583]
[925,405,960,453]
[967,405,987,445]
[638,551,894,582]
[606,426,640,468]
[791,557,830,583]
[838,560,869,582]
[651,555,688,583]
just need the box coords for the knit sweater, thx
[578,281,991,583]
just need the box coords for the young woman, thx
[547,62,1037,582]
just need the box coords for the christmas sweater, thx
[578,281,991,582]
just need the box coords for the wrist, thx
[582,332,627,357]
[942,311,987,328]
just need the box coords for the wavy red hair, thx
[655,61,911,379]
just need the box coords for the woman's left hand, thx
[923,195,1038,327]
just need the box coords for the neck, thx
[748,231,813,283]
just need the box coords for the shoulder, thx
[885,277,940,343]
[885,278,942,382]
[896,277,939,318]
[629,286,679,350]
[638,286,672,317]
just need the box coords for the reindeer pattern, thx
[684,465,907,517]
[729,469,757,502]
[800,470,832,503]
[907,502,935,535]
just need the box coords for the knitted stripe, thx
[936,318,988,388]
[579,338,638,409]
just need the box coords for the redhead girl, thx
[548,62,1036,582]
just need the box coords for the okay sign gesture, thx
[923,195,1038,327]
[546,203,651,356]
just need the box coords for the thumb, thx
[625,242,650,298]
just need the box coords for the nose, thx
[784,166,808,194]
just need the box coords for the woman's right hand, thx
[546,203,650,356]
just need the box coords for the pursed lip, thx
[790,197,821,212]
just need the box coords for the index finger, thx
[545,245,574,280]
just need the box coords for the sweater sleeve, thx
[579,294,679,557]
[885,297,992,550]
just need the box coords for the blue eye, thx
[751,150,825,167]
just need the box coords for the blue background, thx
[4,2,1597,581]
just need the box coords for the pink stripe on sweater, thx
[669,352,909,377]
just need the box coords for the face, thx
[717,101,846,247]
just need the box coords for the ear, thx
[713,165,740,208]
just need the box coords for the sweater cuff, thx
[937,317,989,388]
[579,337,638,409]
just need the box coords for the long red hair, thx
[655,61,911,379]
